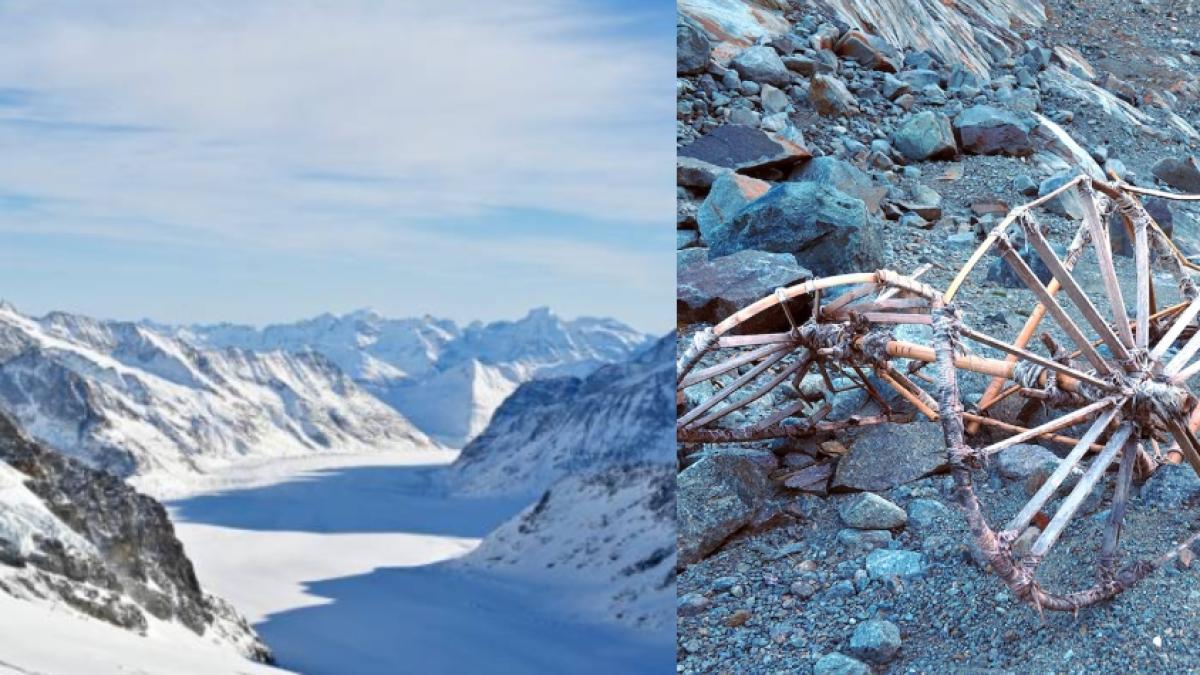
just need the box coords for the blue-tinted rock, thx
[953,105,1035,156]
[730,45,791,86]
[849,619,902,664]
[838,492,907,529]
[891,111,957,162]
[814,652,871,675]
[865,549,926,579]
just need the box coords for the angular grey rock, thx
[811,74,858,116]
[730,45,791,86]
[814,652,871,675]
[676,19,711,75]
[1152,156,1200,193]
[865,549,926,579]
[789,156,886,213]
[906,498,950,531]
[760,83,789,115]
[677,452,771,566]
[1038,171,1086,218]
[837,492,907,529]
[833,421,948,491]
[782,55,816,76]
[679,124,811,173]
[676,229,699,249]
[677,156,727,189]
[882,74,910,100]
[953,105,1035,156]
[677,249,812,330]
[849,620,902,664]
[678,592,711,616]
[836,528,893,552]
[715,182,884,276]
[899,69,941,89]
[996,443,1063,481]
[697,172,770,245]
[891,111,957,162]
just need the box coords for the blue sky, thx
[0,1,674,332]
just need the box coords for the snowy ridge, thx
[165,307,651,447]
[0,304,432,495]
[462,463,675,633]
[451,332,675,496]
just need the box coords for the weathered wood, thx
[1134,214,1152,348]
[684,352,811,428]
[780,462,833,490]
[1151,294,1200,360]
[957,325,1112,392]
[1080,183,1137,348]
[680,342,792,388]
[678,349,791,427]
[979,398,1117,457]
[1100,439,1138,570]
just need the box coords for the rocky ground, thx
[678,0,1200,672]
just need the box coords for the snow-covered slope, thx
[167,307,651,447]
[0,304,432,495]
[462,464,675,632]
[0,410,272,668]
[451,332,675,496]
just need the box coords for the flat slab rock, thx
[677,451,771,566]
[833,420,949,491]
[678,124,811,174]
[677,249,812,327]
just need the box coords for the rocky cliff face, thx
[0,304,431,494]
[451,332,675,496]
[166,307,651,447]
[0,410,269,662]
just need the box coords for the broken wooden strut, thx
[677,174,1200,611]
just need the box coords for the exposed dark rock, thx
[697,172,771,247]
[788,156,886,213]
[677,17,712,76]
[835,30,900,72]
[730,45,791,87]
[677,250,812,329]
[677,452,771,566]
[714,182,884,276]
[891,112,957,162]
[1152,156,1200,193]
[679,125,811,174]
[953,106,1035,156]
[811,74,859,116]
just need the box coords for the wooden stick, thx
[820,283,878,317]
[979,398,1117,457]
[1164,327,1200,376]
[1134,212,1152,348]
[1100,438,1138,569]
[995,237,1113,375]
[1151,294,1200,360]
[957,326,1113,392]
[714,273,877,336]
[679,342,791,388]
[962,413,1100,450]
[881,339,1103,394]
[1021,214,1132,362]
[1005,406,1122,534]
[1031,422,1134,557]
[876,366,938,421]
[717,332,796,348]
[678,349,790,427]
[1165,417,1200,476]
[978,383,1022,413]
[685,353,813,428]
[1080,184,1137,348]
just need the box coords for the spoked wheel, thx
[677,174,1200,611]
[932,176,1200,610]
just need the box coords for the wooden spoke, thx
[1030,423,1135,558]
[1100,439,1139,568]
[1165,417,1200,477]
[1151,293,1200,360]
[957,325,1114,392]
[979,397,1117,457]
[820,283,879,318]
[1021,213,1132,363]
[1005,406,1122,534]
[995,236,1113,375]
[717,332,796,348]
[684,353,813,428]
[680,342,792,388]
[1079,184,1137,348]
[1134,214,1152,348]
[752,398,816,431]
[1163,327,1200,376]
[678,349,791,427]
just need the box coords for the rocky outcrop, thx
[678,451,771,566]
[954,105,1035,156]
[677,250,812,328]
[0,410,269,662]
[679,125,811,174]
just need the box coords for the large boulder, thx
[730,45,791,86]
[789,157,885,213]
[833,420,948,491]
[811,74,859,116]
[697,172,771,245]
[1152,156,1200,193]
[891,111,957,162]
[834,30,900,72]
[679,124,811,174]
[714,182,883,276]
[953,106,1035,156]
[677,452,771,566]
[677,250,812,328]
[677,18,712,75]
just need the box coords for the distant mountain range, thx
[0,302,431,495]
[161,307,651,447]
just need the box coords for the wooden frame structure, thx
[677,175,1200,610]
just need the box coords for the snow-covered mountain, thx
[463,464,675,632]
[0,410,272,667]
[0,303,432,495]
[451,333,675,632]
[451,332,675,496]
[166,307,651,447]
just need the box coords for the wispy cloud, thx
[0,0,673,329]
